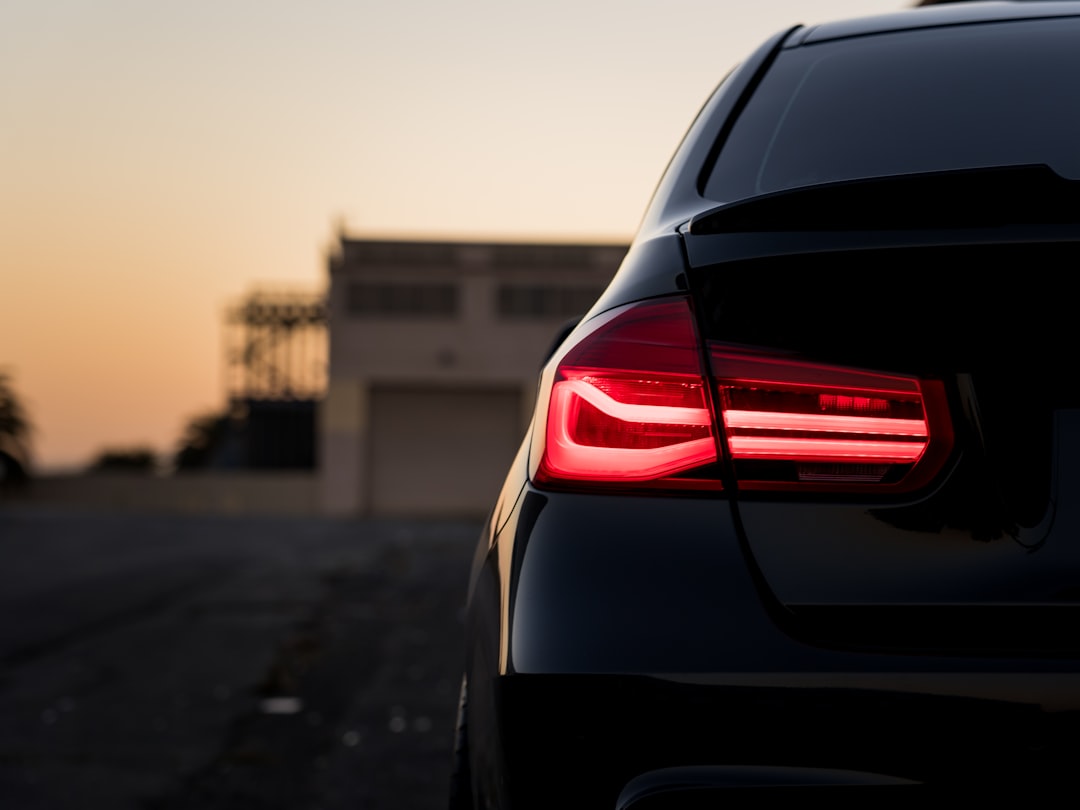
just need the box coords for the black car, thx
[451,2,1080,805]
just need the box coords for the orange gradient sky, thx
[2,0,905,471]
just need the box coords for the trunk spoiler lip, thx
[688,164,1080,236]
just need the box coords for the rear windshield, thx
[704,17,1080,202]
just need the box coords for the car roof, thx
[791,0,1080,46]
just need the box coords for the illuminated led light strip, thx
[560,379,711,426]
[728,435,926,462]
[723,409,927,437]
[546,381,716,479]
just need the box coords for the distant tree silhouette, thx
[88,447,158,473]
[174,410,231,470]
[0,372,32,487]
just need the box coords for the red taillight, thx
[529,298,953,495]
[711,346,953,493]
[532,298,721,490]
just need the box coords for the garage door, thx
[368,386,524,516]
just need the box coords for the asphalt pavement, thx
[0,506,480,810]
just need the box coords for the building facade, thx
[320,236,626,516]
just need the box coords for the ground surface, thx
[0,507,480,809]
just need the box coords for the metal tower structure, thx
[225,289,328,403]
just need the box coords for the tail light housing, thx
[710,346,954,494]
[531,298,722,492]
[530,297,953,495]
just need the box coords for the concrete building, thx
[320,236,626,516]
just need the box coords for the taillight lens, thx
[711,346,953,493]
[532,298,722,490]
[529,297,953,495]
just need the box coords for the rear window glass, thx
[704,18,1080,202]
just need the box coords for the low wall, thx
[3,472,320,516]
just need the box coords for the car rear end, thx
[459,5,1080,807]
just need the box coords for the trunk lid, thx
[683,207,1080,652]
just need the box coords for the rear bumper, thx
[493,671,1080,807]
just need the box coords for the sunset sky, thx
[2,0,905,471]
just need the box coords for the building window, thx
[347,282,458,317]
[496,285,605,319]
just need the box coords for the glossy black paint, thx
[798,0,1080,44]
[465,483,1080,806]
[495,673,1080,806]
[454,4,1080,806]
